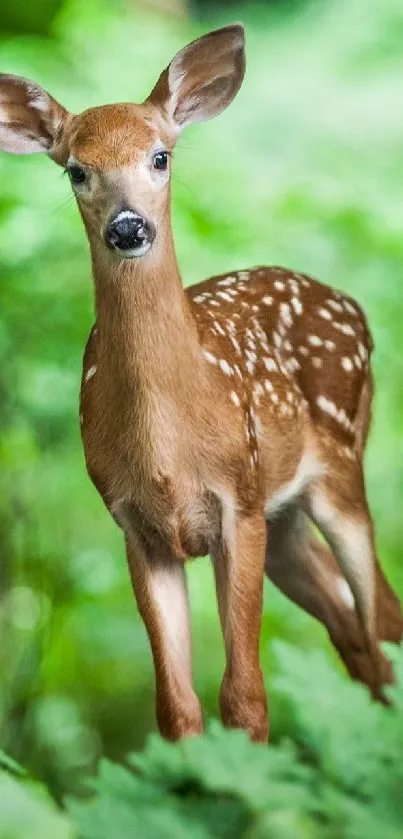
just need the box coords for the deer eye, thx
[153,151,168,171]
[68,164,86,184]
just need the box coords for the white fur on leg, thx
[337,576,355,611]
[148,562,192,680]
[308,490,375,640]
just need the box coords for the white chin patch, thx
[115,241,152,259]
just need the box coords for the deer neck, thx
[89,222,202,415]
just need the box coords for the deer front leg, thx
[213,508,268,743]
[125,536,203,740]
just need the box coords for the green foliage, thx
[66,644,403,839]
[63,642,403,839]
[0,768,73,839]
[0,0,62,37]
[0,749,25,775]
[4,642,403,838]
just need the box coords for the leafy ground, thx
[1,0,403,831]
[2,642,403,838]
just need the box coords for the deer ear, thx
[146,24,245,132]
[0,74,69,156]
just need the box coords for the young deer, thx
[1,25,402,743]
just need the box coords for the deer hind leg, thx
[304,460,402,698]
[265,504,402,697]
[350,371,403,646]
[375,563,403,645]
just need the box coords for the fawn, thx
[1,24,402,743]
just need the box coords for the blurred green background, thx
[1,0,403,830]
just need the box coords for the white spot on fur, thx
[286,357,300,372]
[85,365,97,382]
[280,302,293,328]
[291,297,303,315]
[229,335,241,354]
[318,307,332,320]
[219,359,233,376]
[327,299,343,313]
[217,276,236,286]
[203,350,217,365]
[217,291,233,303]
[230,391,241,407]
[343,300,358,316]
[316,395,354,431]
[289,279,300,295]
[341,357,354,371]
[358,342,367,362]
[333,322,356,337]
[264,357,278,372]
[213,320,225,336]
[317,395,337,418]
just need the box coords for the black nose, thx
[105,210,155,252]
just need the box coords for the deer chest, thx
[81,411,222,562]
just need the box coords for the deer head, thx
[0,25,245,261]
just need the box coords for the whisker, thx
[48,193,76,213]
